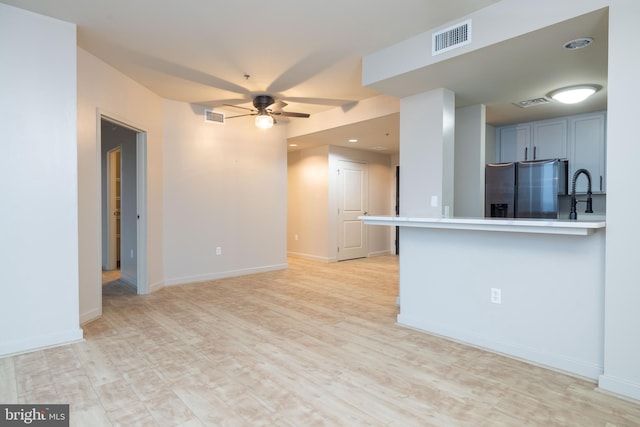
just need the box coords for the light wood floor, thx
[2,256,640,426]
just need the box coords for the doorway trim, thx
[97,110,149,301]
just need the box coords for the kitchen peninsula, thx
[363,215,606,379]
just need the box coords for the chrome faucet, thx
[569,168,594,220]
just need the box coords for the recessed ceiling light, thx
[563,37,593,50]
[289,143,298,147]
[348,139,358,143]
[548,85,600,104]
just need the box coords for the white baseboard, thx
[287,252,332,263]
[0,328,84,358]
[367,250,392,257]
[79,307,101,324]
[120,271,137,287]
[397,314,603,380]
[164,263,288,286]
[149,280,164,293]
[598,374,640,402]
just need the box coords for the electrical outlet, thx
[491,288,501,304]
[430,195,438,208]
[216,247,222,255]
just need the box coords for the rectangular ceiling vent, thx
[432,20,472,56]
[514,97,551,108]
[204,109,225,124]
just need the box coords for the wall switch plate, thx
[431,195,438,207]
[491,288,501,304]
[216,247,222,255]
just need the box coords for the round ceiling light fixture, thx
[563,37,593,50]
[548,85,601,104]
[255,114,274,129]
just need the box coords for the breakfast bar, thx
[363,215,606,379]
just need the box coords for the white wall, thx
[0,4,83,355]
[162,101,288,284]
[599,0,640,401]
[287,146,331,261]
[78,48,164,322]
[399,89,455,217]
[454,104,486,218]
[399,227,606,379]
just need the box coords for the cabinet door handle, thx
[600,176,603,192]
[524,147,528,160]
[533,146,537,160]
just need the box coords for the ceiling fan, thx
[224,95,310,129]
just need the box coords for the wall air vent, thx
[514,97,551,108]
[204,109,225,124]
[432,20,471,56]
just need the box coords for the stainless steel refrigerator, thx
[485,159,568,219]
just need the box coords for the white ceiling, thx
[2,1,607,155]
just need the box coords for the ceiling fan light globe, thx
[255,114,274,129]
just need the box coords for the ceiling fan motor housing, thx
[253,95,275,111]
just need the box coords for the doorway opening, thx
[99,116,148,296]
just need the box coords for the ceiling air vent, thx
[204,109,225,124]
[432,20,471,56]
[514,97,551,108]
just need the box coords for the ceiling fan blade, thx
[226,113,257,119]
[269,101,288,112]
[277,111,311,118]
[223,103,256,112]
[119,48,251,96]
[282,97,356,107]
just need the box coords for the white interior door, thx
[106,148,121,270]
[337,160,368,261]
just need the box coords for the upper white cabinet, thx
[496,111,606,193]
[498,124,530,162]
[532,119,568,161]
[569,112,606,194]
[498,118,568,163]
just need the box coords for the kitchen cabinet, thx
[496,111,606,194]
[569,112,606,194]
[498,124,530,162]
[498,118,567,162]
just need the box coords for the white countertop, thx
[361,215,606,236]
